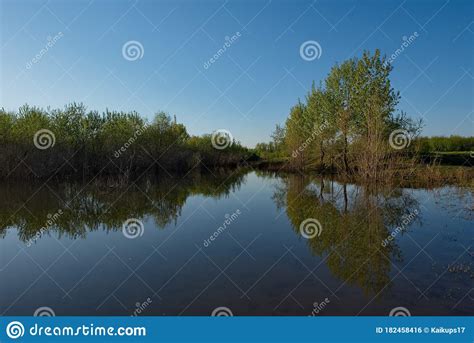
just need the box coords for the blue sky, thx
[1,0,473,146]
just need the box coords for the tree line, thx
[0,103,250,179]
[414,136,474,153]
[2,49,471,181]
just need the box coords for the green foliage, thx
[255,49,435,179]
[254,124,287,160]
[0,104,250,179]
[414,136,474,153]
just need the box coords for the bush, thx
[0,104,250,179]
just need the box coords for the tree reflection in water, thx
[270,172,421,296]
[0,169,247,242]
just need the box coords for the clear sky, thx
[1,0,473,147]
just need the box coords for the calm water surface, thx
[1,171,472,316]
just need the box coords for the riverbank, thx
[251,159,473,187]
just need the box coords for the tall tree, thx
[325,59,357,175]
[285,101,307,168]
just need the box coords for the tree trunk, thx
[343,133,349,175]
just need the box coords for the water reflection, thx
[1,170,472,315]
[270,173,422,295]
[0,169,246,243]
